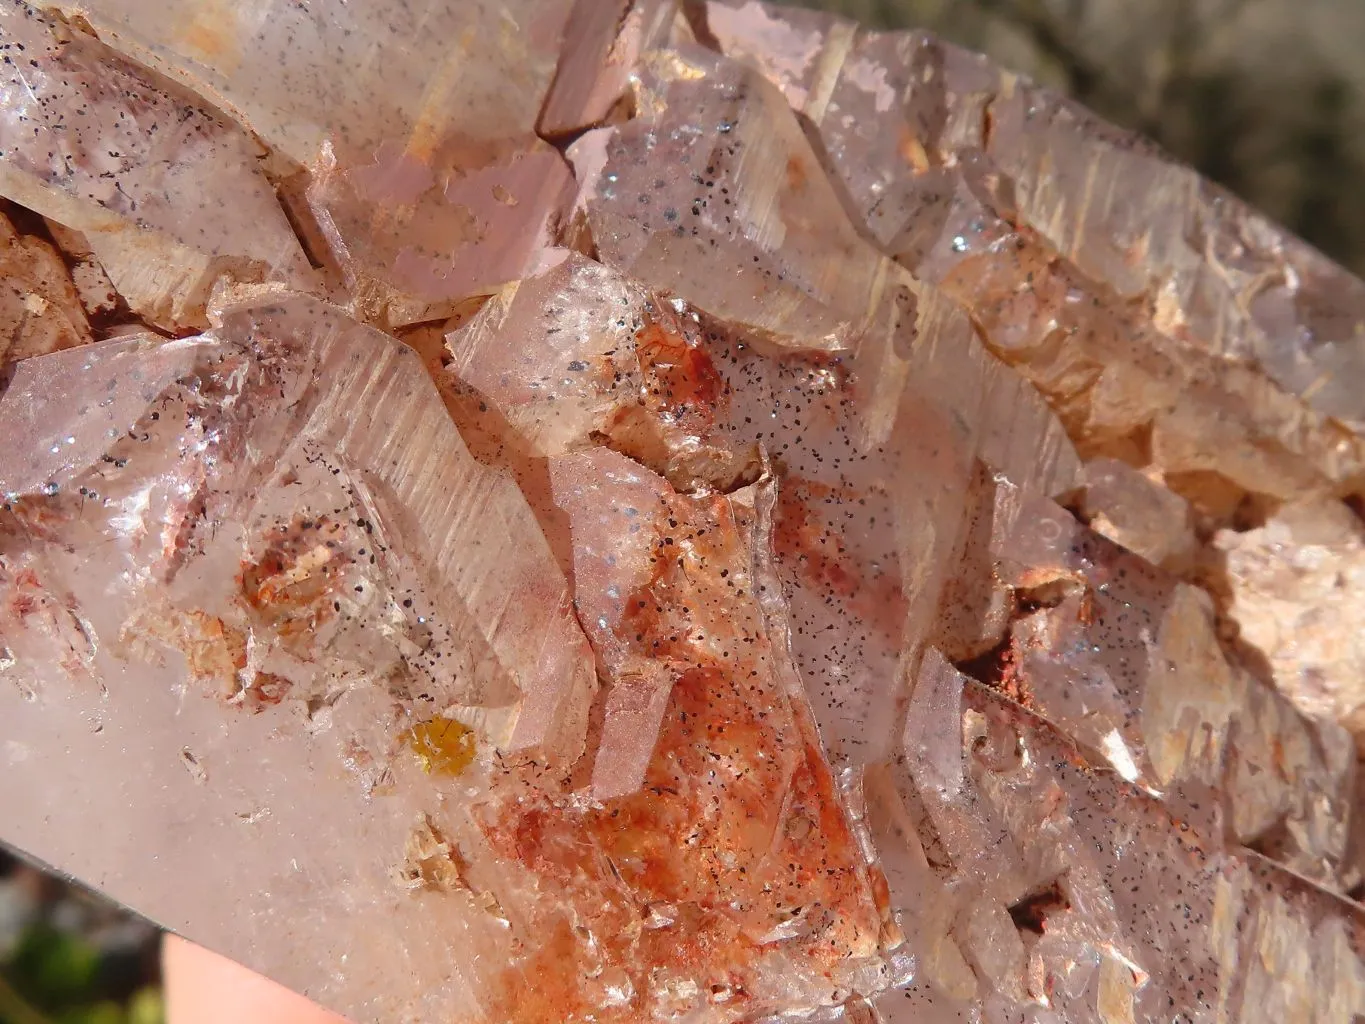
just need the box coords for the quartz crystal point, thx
[500,447,886,1018]
[446,246,1078,771]
[868,650,1365,1022]
[988,482,1359,889]
[706,0,1365,428]
[0,0,312,329]
[1,297,598,1020]
[705,0,1365,503]
[30,0,662,326]
[1078,457,1198,571]
[538,0,678,136]
[4,1,1365,1022]
[568,46,892,352]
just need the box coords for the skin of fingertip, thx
[162,933,352,1024]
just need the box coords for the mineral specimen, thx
[0,0,313,328]
[3,1,1365,1022]
[1217,501,1365,751]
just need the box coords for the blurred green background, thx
[0,851,161,1024]
[5,0,1365,1020]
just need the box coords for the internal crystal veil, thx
[3,1,1365,1021]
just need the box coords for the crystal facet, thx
[3,1,1365,1022]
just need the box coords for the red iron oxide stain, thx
[178,611,247,687]
[636,321,724,412]
[480,487,881,1023]
[120,607,248,700]
[1,495,73,544]
[483,668,879,1022]
[773,478,858,601]
[239,514,349,654]
[997,641,1033,708]
[772,476,907,641]
[1076,588,1096,627]
[6,567,43,619]
[243,671,292,711]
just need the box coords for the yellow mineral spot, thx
[403,718,476,777]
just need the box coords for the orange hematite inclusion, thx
[773,476,909,644]
[238,513,353,654]
[635,320,724,411]
[483,677,881,1022]
[480,480,882,1022]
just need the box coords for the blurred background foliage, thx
[5,1,1365,1020]
[783,0,1365,276]
[1,851,162,1024]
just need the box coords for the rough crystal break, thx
[3,1,1365,1023]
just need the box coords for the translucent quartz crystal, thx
[4,1,1365,1022]
[31,0,564,166]
[1079,457,1197,571]
[446,246,1077,771]
[1,299,596,1019]
[0,0,311,328]
[568,47,889,352]
[30,0,656,326]
[567,45,1081,498]
[500,447,886,1018]
[706,0,1365,427]
[868,650,1365,1022]
[537,0,677,136]
[703,0,1365,759]
[704,0,1365,503]
[989,482,1358,889]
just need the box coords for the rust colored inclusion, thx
[480,484,881,1023]
[773,475,908,642]
[773,476,858,600]
[635,320,724,413]
[239,513,351,650]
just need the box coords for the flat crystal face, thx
[2,1,1365,1022]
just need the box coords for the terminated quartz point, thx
[3,1,1365,1022]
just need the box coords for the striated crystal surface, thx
[2,297,597,1020]
[28,0,657,326]
[445,245,1078,772]
[988,482,1358,889]
[705,1,1365,505]
[3,1,1365,1022]
[871,650,1365,1022]
[706,0,1365,427]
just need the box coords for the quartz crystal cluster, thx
[3,1,1365,1021]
